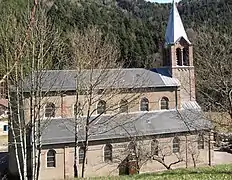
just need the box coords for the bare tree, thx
[193,26,232,125]
[0,2,66,180]
[69,27,144,178]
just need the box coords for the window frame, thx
[45,102,56,118]
[79,147,85,164]
[73,102,82,116]
[176,48,182,66]
[97,100,106,114]
[160,97,169,110]
[140,97,149,111]
[46,149,56,168]
[104,144,113,162]
[198,134,204,150]
[3,125,8,132]
[119,99,128,113]
[151,139,159,156]
[172,137,180,153]
[183,48,189,66]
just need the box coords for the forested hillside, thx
[0,0,231,112]
[46,0,232,67]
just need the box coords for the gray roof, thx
[23,68,180,92]
[41,109,211,145]
[165,2,191,44]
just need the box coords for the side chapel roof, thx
[41,109,211,145]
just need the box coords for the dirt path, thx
[213,151,232,165]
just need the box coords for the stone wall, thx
[23,88,179,121]
[39,134,213,180]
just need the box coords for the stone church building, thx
[9,2,212,180]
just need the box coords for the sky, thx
[146,0,180,3]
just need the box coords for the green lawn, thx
[79,164,232,180]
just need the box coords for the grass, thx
[78,164,232,180]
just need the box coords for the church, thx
[9,2,212,180]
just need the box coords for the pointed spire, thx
[165,1,191,45]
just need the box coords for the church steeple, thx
[165,1,191,45]
[162,1,196,102]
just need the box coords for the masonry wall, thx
[38,134,213,180]
[23,87,180,121]
[0,121,8,146]
[168,39,196,103]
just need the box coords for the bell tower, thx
[163,1,195,103]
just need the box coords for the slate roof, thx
[23,68,180,92]
[41,109,211,145]
[165,2,191,44]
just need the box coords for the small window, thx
[79,147,85,164]
[151,139,159,156]
[173,137,180,153]
[97,100,106,114]
[0,81,6,98]
[128,141,136,153]
[47,149,56,167]
[176,48,182,66]
[140,97,149,111]
[198,135,204,149]
[74,102,82,116]
[104,144,112,162]
[119,99,128,113]
[161,97,169,110]
[45,103,56,118]
[183,48,189,66]
[3,125,8,132]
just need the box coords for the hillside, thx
[46,0,232,68]
[1,0,231,67]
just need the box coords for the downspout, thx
[208,108,212,166]
[175,86,178,110]
[188,68,192,101]
[208,131,212,166]
[64,146,66,179]
[185,135,188,168]
[61,93,64,118]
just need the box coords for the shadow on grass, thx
[129,165,232,179]
[75,164,232,180]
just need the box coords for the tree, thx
[0,1,66,179]
[193,27,232,128]
[69,26,143,177]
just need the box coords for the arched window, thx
[140,97,149,111]
[79,147,85,164]
[160,97,169,110]
[74,102,82,116]
[173,137,180,153]
[0,81,6,98]
[47,149,56,167]
[176,48,182,66]
[104,144,112,162]
[119,99,128,113]
[151,139,159,156]
[198,135,204,149]
[128,141,136,153]
[183,48,189,66]
[45,103,56,118]
[97,100,106,114]
[3,125,8,132]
